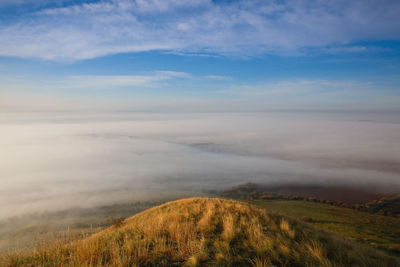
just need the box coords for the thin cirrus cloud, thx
[221,80,372,97]
[0,71,190,91]
[0,70,193,110]
[0,0,399,61]
[2,77,399,111]
[59,71,191,89]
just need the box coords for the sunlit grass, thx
[1,198,398,266]
[252,199,400,254]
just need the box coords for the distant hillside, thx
[220,183,400,217]
[1,198,398,266]
[363,196,400,216]
[220,182,395,204]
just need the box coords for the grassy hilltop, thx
[1,198,398,267]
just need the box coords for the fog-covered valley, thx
[1,111,399,220]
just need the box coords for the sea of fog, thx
[1,111,400,219]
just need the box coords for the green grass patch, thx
[252,199,400,255]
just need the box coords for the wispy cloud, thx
[204,75,230,80]
[59,71,190,89]
[221,80,371,97]
[217,79,400,110]
[0,70,190,91]
[0,0,399,61]
[0,70,193,110]
[2,76,399,111]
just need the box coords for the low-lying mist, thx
[1,111,400,220]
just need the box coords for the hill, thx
[219,182,396,205]
[362,196,400,216]
[0,200,167,253]
[1,198,398,266]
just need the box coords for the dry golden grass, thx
[1,197,398,266]
[279,219,295,239]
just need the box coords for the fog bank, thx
[1,111,399,219]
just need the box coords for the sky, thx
[0,0,400,111]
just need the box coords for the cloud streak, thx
[59,71,190,89]
[1,76,399,111]
[0,0,399,61]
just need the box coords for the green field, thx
[251,199,400,255]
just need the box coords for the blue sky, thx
[0,0,400,111]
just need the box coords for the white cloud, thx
[216,79,400,110]
[133,0,210,14]
[204,75,230,80]
[1,77,399,111]
[0,70,189,91]
[0,0,399,61]
[60,71,190,89]
[0,0,50,6]
[221,80,371,97]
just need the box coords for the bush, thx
[108,216,125,228]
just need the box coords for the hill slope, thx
[1,198,398,266]
[363,196,400,216]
